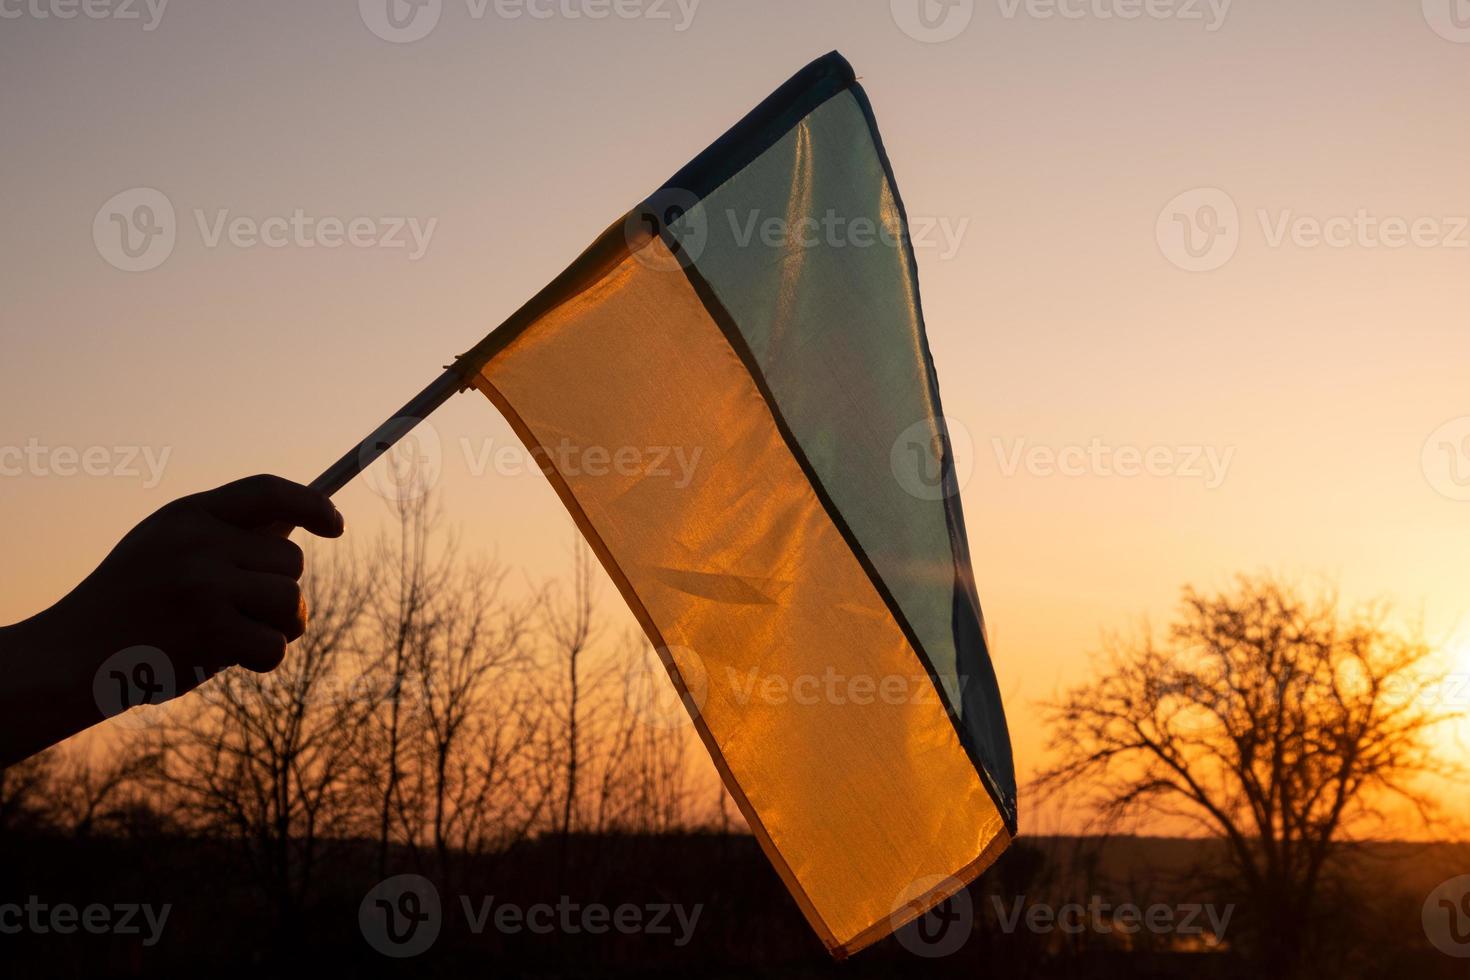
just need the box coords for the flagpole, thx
[308,366,469,498]
[305,202,639,499]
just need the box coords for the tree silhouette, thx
[1037,576,1457,976]
[161,542,373,932]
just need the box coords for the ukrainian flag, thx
[459,51,1015,956]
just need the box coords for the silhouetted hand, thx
[1,475,345,766]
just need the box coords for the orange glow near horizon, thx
[1437,639,1470,757]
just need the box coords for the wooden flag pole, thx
[308,366,469,498]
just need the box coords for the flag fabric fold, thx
[457,51,1016,956]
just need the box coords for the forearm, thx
[0,596,110,767]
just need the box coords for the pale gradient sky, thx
[3,1,1469,827]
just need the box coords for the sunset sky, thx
[3,1,1468,829]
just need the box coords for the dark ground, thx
[0,830,1463,978]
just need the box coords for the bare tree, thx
[354,477,557,879]
[590,634,696,833]
[164,541,373,927]
[0,736,175,845]
[442,687,550,861]
[406,556,536,881]
[541,539,601,838]
[0,750,57,837]
[1036,576,1457,976]
[43,744,163,838]
[363,484,451,875]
